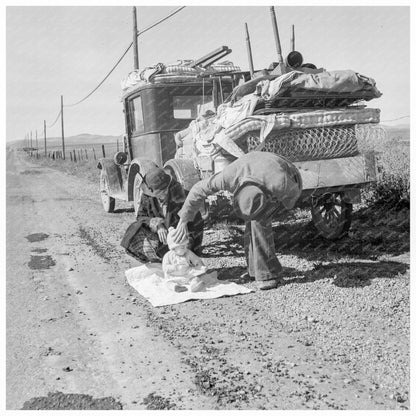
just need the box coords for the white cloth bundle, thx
[125,263,253,307]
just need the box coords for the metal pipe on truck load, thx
[133,7,139,70]
[269,6,285,72]
[191,46,232,68]
[291,24,295,51]
[245,23,255,77]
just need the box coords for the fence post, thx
[44,120,47,157]
[78,150,81,161]
[52,151,55,160]
[92,148,96,160]
[73,149,77,162]
[101,144,106,158]
[85,149,88,160]
[70,152,73,162]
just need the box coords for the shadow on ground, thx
[212,260,407,289]
[284,260,408,288]
[219,205,410,261]
[203,204,409,287]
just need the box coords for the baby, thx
[162,227,215,292]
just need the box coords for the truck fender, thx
[97,158,123,195]
[127,158,159,201]
[164,158,201,191]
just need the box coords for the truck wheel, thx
[311,193,352,240]
[133,173,144,218]
[100,171,115,213]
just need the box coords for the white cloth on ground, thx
[125,263,253,307]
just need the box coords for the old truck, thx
[97,47,382,240]
[98,9,383,240]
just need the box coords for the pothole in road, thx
[21,392,123,410]
[20,170,44,175]
[25,233,49,242]
[28,255,56,270]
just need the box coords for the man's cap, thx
[233,185,269,221]
[144,167,172,192]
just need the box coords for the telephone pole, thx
[61,95,66,160]
[133,7,139,70]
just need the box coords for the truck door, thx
[127,94,164,166]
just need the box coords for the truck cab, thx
[97,72,237,215]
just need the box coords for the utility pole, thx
[44,120,47,156]
[269,6,286,74]
[61,95,66,160]
[245,23,255,78]
[291,24,295,51]
[133,6,139,70]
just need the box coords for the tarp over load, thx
[175,69,382,167]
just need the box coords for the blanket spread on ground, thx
[125,263,253,307]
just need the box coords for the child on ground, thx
[162,227,216,292]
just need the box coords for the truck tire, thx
[133,173,144,218]
[311,193,352,240]
[164,159,210,220]
[100,171,115,213]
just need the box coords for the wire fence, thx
[25,141,121,163]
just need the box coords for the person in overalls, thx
[171,152,302,290]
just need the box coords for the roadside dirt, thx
[6,148,410,410]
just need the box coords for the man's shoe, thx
[257,279,279,290]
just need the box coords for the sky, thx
[5,4,411,141]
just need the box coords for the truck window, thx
[173,95,214,119]
[128,96,144,134]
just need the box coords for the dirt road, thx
[6,148,410,410]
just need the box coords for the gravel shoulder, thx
[6,149,410,410]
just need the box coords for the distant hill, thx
[8,133,123,149]
[44,133,123,146]
[382,124,410,142]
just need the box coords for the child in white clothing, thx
[162,228,216,292]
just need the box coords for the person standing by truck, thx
[121,167,204,263]
[171,152,302,290]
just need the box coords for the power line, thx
[137,6,185,37]
[64,43,133,107]
[64,6,186,108]
[380,115,410,123]
[47,109,62,128]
